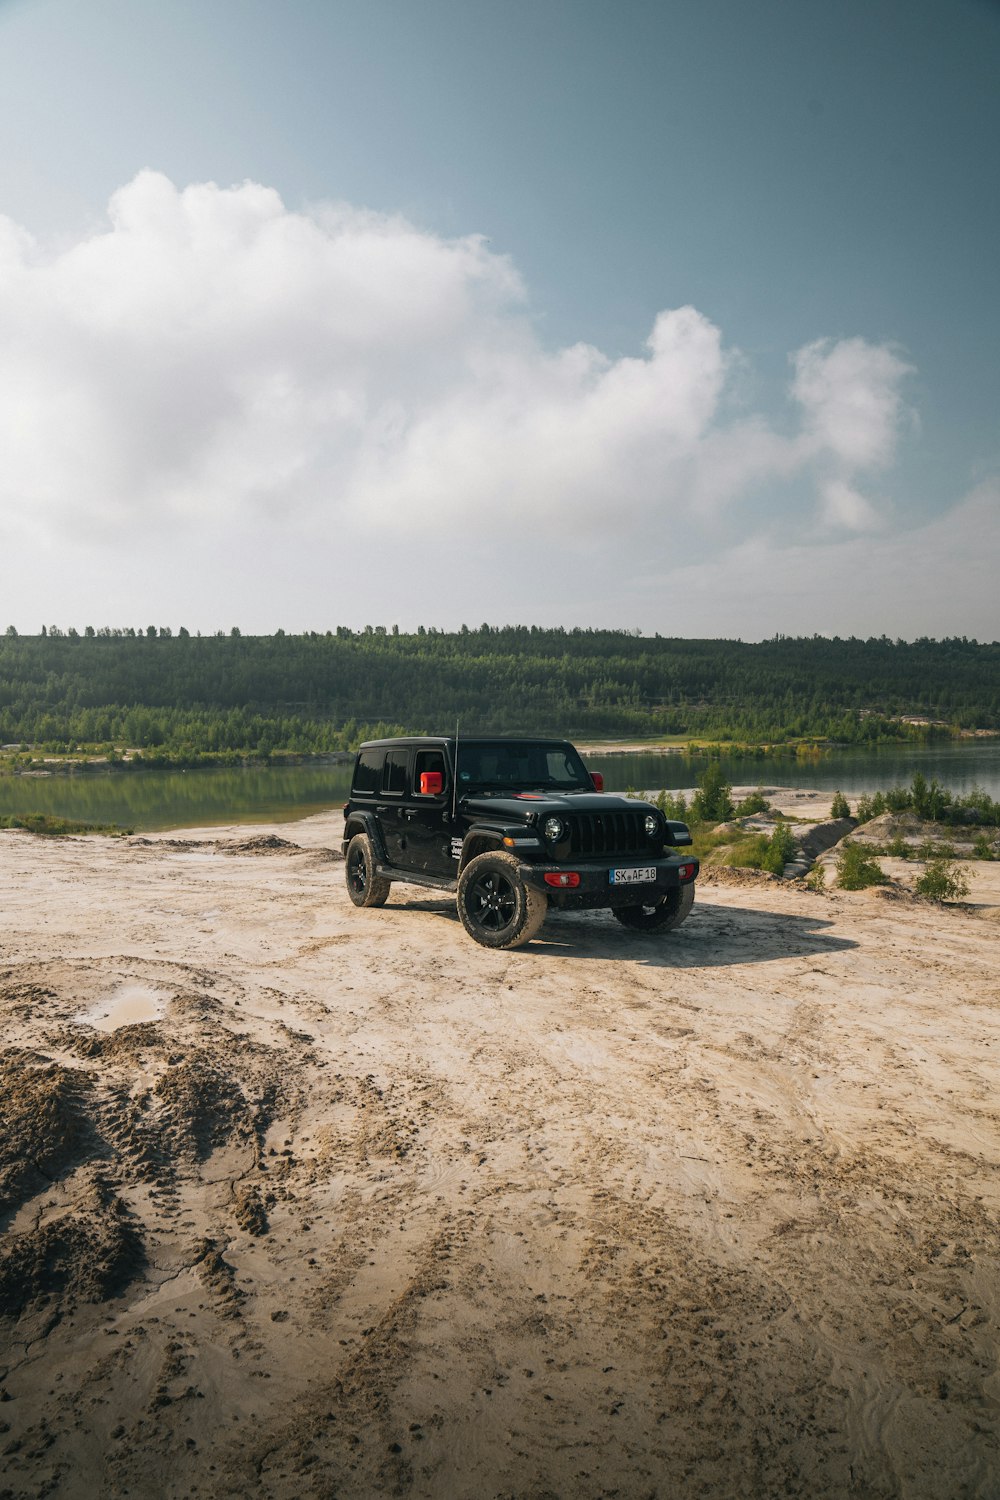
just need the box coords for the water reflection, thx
[588,741,1000,801]
[0,762,354,831]
[0,741,996,833]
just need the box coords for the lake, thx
[1,740,998,833]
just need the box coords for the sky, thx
[0,0,997,639]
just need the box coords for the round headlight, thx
[644,812,660,838]
[543,816,566,843]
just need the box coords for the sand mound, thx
[0,1176,143,1321]
[0,1050,91,1216]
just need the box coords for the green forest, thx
[1,626,998,767]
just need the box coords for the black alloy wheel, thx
[456,850,547,949]
[467,868,518,934]
[345,832,391,908]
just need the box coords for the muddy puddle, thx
[74,982,169,1032]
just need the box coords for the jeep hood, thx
[460,791,649,820]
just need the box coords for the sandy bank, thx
[1,812,998,1498]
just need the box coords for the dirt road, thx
[1,812,998,1498]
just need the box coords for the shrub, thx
[887,833,910,859]
[806,864,826,891]
[691,763,734,823]
[836,840,889,890]
[911,773,951,821]
[652,789,689,820]
[973,833,997,860]
[830,791,850,820]
[761,822,797,875]
[735,789,770,815]
[625,788,689,820]
[855,792,887,824]
[914,859,970,902]
[917,839,957,860]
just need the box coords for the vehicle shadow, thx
[395,894,857,967]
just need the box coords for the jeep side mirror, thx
[419,771,444,796]
[590,771,604,792]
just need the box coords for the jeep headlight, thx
[543,816,566,843]
[644,812,661,839]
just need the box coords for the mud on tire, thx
[457,850,548,950]
[345,832,391,909]
[613,881,695,933]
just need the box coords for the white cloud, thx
[791,336,914,471]
[648,480,1000,641]
[819,478,882,532]
[0,171,917,560]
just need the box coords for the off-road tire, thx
[457,850,548,950]
[613,881,695,932]
[345,832,391,908]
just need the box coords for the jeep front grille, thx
[566,811,647,858]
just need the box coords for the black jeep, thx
[342,736,698,949]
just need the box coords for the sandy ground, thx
[1,801,999,1500]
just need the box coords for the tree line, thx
[1,627,997,763]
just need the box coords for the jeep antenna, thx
[451,717,459,821]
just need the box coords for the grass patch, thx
[0,813,133,837]
[689,819,796,875]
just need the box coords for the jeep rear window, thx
[414,749,447,795]
[353,749,382,796]
[382,749,409,796]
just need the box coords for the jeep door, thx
[376,747,410,863]
[406,747,455,876]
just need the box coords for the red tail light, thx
[679,863,695,882]
[544,871,581,888]
[590,771,604,792]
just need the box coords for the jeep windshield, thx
[456,741,593,793]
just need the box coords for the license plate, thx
[610,866,657,885]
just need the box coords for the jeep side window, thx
[353,749,382,796]
[414,749,447,796]
[382,749,409,796]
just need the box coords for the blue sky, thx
[0,0,997,637]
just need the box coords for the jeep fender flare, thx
[343,810,390,866]
[458,827,508,872]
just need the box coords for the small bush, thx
[836,840,889,890]
[735,789,770,815]
[691,763,734,823]
[887,834,910,859]
[761,822,797,875]
[973,833,997,860]
[830,791,850,820]
[917,839,957,860]
[914,859,970,902]
[626,787,690,821]
[855,792,887,824]
[652,789,689,820]
[806,864,826,891]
